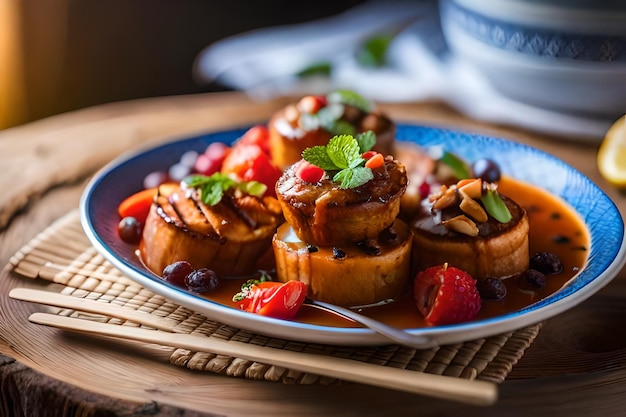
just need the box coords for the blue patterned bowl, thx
[440,0,626,118]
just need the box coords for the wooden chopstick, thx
[9,288,177,332]
[11,287,498,405]
[29,312,498,405]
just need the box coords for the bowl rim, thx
[447,0,626,35]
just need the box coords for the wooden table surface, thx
[0,92,624,417]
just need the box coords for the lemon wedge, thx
[597,115,626,188]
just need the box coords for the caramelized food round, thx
[268,100,395,170]
[412,193,529,279]
[140,183,283,277]
[273,220,413,307]
[276,157,408,247]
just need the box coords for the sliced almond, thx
[458,178,482,199]
[459,196,488,222]
[443,215,479,236]
[432,186,458,210]
[429,184,448,203]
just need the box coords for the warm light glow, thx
[0,0,27,129]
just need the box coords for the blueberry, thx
[185,268,220,293]
[117,217,143,244]
[530,252,563,275]
[472,159,501,183]
[162,261,194,288]
[517,269,546,291]
[477,277,507,301]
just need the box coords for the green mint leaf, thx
[203,182,225,205]
[316,103,344,124]
[302,134,376,189]
[349,156,366,169]
[333,166,373,189]
[232,274,272,302]
[355,131,376,153]
[182,174,216,188]
[481,187,513,223]
[325,119,356,135]
[327,135,361,169]
[239,181,267,198]
[315,104,351,135]
[326,90,373,112]
[302,146,340,170]
[357,34,394,67]
[440,151,472,180]
[297,61,332,78]
[183,173,263,206]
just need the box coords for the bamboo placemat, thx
[8,209,541,386]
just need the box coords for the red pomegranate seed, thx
[296,160,325,183]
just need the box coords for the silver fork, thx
[307,299,437,349]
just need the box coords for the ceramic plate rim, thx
[79,124,626,346]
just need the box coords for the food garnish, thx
[297,90,374,135]
[117,217,143,244]
[413,263,482,325]
[117,187,157,223]
[182,172,267,206]
[357,34,394,68]
[300,131,377,188]
[233,274,307,319]
[429,177,513,236]
[220,139,282,197]
[161,260,220,294]
[438,149,472,180]
[481,183,513,223]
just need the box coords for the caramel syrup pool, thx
[177,175,590,330]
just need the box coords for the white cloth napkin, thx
[194,0,612,141]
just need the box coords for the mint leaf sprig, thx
[326,89,374,113]
[301,131,377,189]
[182,173,267,206]
[299,90,374,136]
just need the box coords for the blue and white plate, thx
[80,125,626,346]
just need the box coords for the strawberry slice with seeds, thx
[413,263,481,325]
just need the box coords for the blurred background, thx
[0,0,363,130]
[1,0,624,140]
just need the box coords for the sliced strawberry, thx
[413,264,481,325]
[297,95,326,114]
[220,143,282,197]
[234,280,307,319]
[237,125,270,155]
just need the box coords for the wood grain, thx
[1,92,625,416]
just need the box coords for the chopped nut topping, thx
[443,215,479,236]
[459,194,488,222]
[432,186,458,210]
[458,178,482,199]
[428,177,491,236]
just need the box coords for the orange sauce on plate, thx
[196,176,590,329]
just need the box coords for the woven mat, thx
[8,209,540,386]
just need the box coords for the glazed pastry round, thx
[268,103,395,170]
[411,195,529,279]
[275,157,408,247]
[273,220,413,307]
[140,183,283,277]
